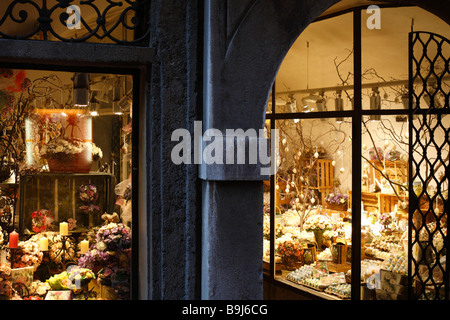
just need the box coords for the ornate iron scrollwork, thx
[0,0,150,45]
[410,31,450,300]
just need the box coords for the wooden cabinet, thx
[18,173,116,234]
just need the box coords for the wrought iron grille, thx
[410,31,450,300]
[0,0,150,45]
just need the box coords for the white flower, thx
[96,241,107,251]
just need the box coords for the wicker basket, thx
[47,151,92,173]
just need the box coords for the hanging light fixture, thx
[112,77,124,115]
[301,41,319,112]
[73,73,90,107]
[89,96,100,116]
[335,91,344,123]
[370,87,381,121]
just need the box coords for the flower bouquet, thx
[66,265,95,292]
[303,215,332,250]
[79,184,101,227]
[31,209,54,233]
[9,240,43,271]
[95,222,131,252]
[78,223,131,296]
[40,137,92,173]
[46,271,70,290]
[92,143,103,161]
[276,240,303,270]
[379,212,393,232]
[324,193,348,211]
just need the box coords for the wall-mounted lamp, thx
[73,73,90,107]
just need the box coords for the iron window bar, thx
[0,0,150,46]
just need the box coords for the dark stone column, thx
[147,0,202,299]
[201,0,342,300]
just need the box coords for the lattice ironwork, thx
[410,31,450,300]
[0,0,150,45]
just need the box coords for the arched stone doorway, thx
[201,0,450,300]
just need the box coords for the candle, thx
[80,240,89,254]
[60,222,69,236]
[9,231,18,248]
[39,237,48,251]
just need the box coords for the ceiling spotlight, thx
[335,91,344,123]
[89,98,100,116]
[302,92,319,111]
[370,87,381,121]
[315,92,327,112]
[73,73,90,107]
[286,95,297,113]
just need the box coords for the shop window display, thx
[0,68,134,300]
[264,5,450,300]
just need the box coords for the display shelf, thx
[18,173,116,235]
[299,158,334,204]
[276,276,342,300]
[367,160,408,195]
[349,190,404,214]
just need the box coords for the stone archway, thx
[201,0,450,299]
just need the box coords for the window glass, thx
[270,117,352,299]
[361,7,450,110]
[275,13,354,113]
[0,68,134,300]
[360,115,409,300]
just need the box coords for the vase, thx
[313,230,324,251]
[282,255,301,271]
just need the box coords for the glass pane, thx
[361,7,450,110]
[1,68,134,300]
[275,13,354,113]
[360,115,409,300]
[263,119,272,274]
[270,117,352,299]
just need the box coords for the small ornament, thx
[434,207,440,215]
[332,160,336,166]
[362,143,367,150]
[314,152,319,158]
[340,167,345,173]
[311,197,315,204]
